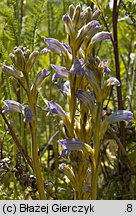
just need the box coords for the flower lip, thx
[47,100,66,118]
[58,138,85,158]
[51,64,69,81]
[91,31,111,44]
[101,60,111,74]
[2,100,33,122]
[106,77,120,87]
[69,59,85,75]
[42,37,67,54]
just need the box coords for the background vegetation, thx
[0,0,136,199]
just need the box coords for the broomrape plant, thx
[1,3,133,200]
[42,4,133,200]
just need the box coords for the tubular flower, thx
[2,100,33,123]
[58,138,94,159]
[76,20,101,49]
[46,100,66,119]
[51,64,68,82]
[102,77,120,99]
[58,138,86,158]
[91,31,111,44]
[42,37,72,68]
[33,68,50,90]
[100,110,133,138]
[69,58,85,75]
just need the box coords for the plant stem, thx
[70,87,76,137]
[91,102,103,199]
[29,100,45,200]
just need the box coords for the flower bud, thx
[33,68,50,90]
[59,163,76,188]
[62,14,75,45]
[91,9,101,20]
[25,50,39,73]
[2,65,20,79]
[78,7,92,28]
[14,48,26,71]
[72,3,81,28]
[68,4,75,18]
[102,77,120,99]
[9,53,16,65]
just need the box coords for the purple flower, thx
[2,100,23,114]
[76,20,101,48]
[47,100,66,118]
[91,31,111,44]
[100,110,133,138]
[106,77,120,87]
[106,110,133,123]
[101,60,111,74]
[42,37,68,55]
[58,80,70,95]
[51,64,68,82]
[58,138,85,158]
[85,70,102,101]
[62,14,75,40]
[69,59,85,75]
[2,100,33,122]
[34,68,50,89]
[22,107,33,123]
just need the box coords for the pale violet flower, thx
[100,110,133,138]
[76,20,101,48]
[58,138,85,158]
[47,100,66,118]
[106,77,120,87]
[2,100,33,122]
[42,37,68,55]
[51,64,68,82]
[34,68,50,90]
[101,60,111,74]
[91,31,111,44]
[69,59,85,75]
